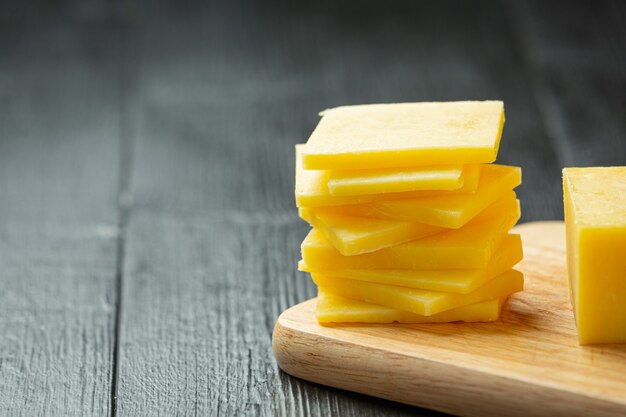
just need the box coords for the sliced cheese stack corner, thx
[295,101,524,324]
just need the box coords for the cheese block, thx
[300,234,523,294]
[301,201,520,270]
[316,291,505,324]
[333,164,521,228]
[301,101,504,170]
[327,164,480,196]
[312,269,523,316]
[299,192,517,255]
[563,167,626,345]
[295,145,479,208]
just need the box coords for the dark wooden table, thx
[0,0,624,415]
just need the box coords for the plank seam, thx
[111,7,135,416]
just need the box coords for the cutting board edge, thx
[273,304,625,417]
[273,221,626,417]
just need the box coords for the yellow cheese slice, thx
[301,200,520,270]
[299,206,445,256]
[327,164,479,196]
[300,191,517,255]
[302,101,505,170]
[459,163,480,194]
[295,145,479,208]
[316,291,505,324]
[300,234,523,294]
[334,164,521,228]
[312,269,523,316]
[563,167,626,345]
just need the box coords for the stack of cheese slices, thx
[295,101,524,324]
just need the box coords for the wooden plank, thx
[274,222,626,417]
[123,0,562,220]
[118,212,439,416]
[507,0,626,167]
[117,0,562,416]
[0,7,121,417]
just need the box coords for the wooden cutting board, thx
[272,221,626,417]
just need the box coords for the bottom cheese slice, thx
[316,290,505,324]
[300,234,523,294]
[311,269,523,316]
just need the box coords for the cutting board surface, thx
[273,222,626,417]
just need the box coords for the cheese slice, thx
[295,145,479,208]
[327,164,479,196]
[300,192,517,255]
[300,234,523,294]
[333,164,521,228]
[312,269,523,316]
[299,206,445,256]
[316,291,505,324]
[563,167,626,345]
[302,101,505,170]
[301,200,520,270]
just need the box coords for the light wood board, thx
[273,221,626,417]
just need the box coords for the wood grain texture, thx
[112,1,625,416]
[274,222,626,417]
[507,0,626,168]
[3,0,623,416]
[0,4,121,416]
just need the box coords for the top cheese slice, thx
[295,145,479,207]
[302,101,505,170]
